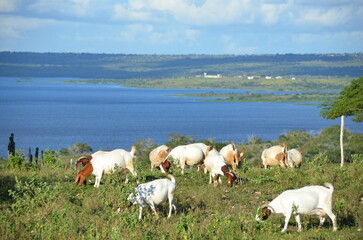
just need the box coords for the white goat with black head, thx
[256,183,338,233]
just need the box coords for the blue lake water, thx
[0,77,362,158]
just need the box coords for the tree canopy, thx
[320,77,363,122]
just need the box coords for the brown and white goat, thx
[149,145,172,173]
[75,150,109,169]
[76,155,93,169]
[204,147,237,187]
[219,140,245,170]
[75,146,137,187]
[261,143,287,169]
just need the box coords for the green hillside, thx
[1,52,362,80]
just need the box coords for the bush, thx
[6,151,25,169]
[68,142,92,155]
[43,149,59,165]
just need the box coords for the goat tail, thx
[166,174,175,184]
[324,182,334,192]
[130,145,136,156]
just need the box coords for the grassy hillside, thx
[174,92,339,103]
[65,76,352,92]
[1,52,362,79]
[1,127,362,240]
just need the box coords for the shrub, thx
[43,149,59,165]
[6,151,25,169]
[68,142,92,155]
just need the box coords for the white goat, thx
[167,145,204,174]
[256,183,338,233]
[188,142,210,156]
[149,145,171,173]
[127,174,176,220]
[219,140,245,170]
[204,147,237,187]
[261,143,287,168]
[287,148,303,168]
[75,146,137,188]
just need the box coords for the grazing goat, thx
[204,147,237,187]
[167,145,205,174]
[287,148,303,168]
[75,150,109,169]
[127,174,176,220]
[149,145,172,173]
[75,146,137,187]
[76,155,92,169]
[188,142,210,157]
[261,143,287,169]
[219,140,245,170]
[255,183,338,233]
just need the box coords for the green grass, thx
[174,92,339,103]
[64,76,352,92]
[1,151,362,240]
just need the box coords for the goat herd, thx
[74,141,337,233]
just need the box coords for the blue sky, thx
[0,0,362,54]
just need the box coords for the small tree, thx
[68,142,92,155]
[320,77,363,167]
[166,133,196,148]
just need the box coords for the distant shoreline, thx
[11,76,342,103]
[172,92,338,103]
[63,76,351,92]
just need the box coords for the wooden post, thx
[340,115,344,168]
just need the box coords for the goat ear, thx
[241,147,246,155]
[231,140,236,150]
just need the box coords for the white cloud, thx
[184,29,200,41]
[118,23,201,46]
[0,15,57,40]
[260,2,290,25]
[221,35,257,54]
[119,24,155,42]
[1,0,362,53]
[295,0,358,7]
[113,3,157,21]
[29,0,95,17]
[295,7,352,27]
[293,31,363,44]
[113,0,255,26]
[0,0,20,12]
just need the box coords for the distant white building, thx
[204,72,222,78]
[247,76,261,80]
[265,76,272,79]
